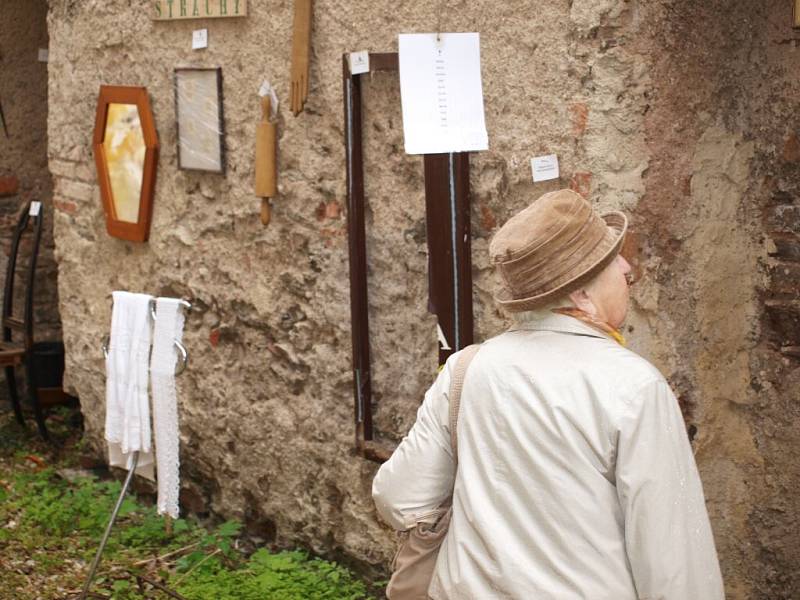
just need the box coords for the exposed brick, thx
[780,345,800,359]
[767,262,800,295]
[765,300,800,345]
[570,171,592,197]
[0,197,21,217]
[766,204,800,233]
[55,178,93,203]
[324,200,341,219]
[621,230,643,283]
[768,233,800,262]
[768,189,794,206]
[53,198,78,214]
[0,176,19,197]
[570,102,589,137]
[49,159,94,183]
[783,133,800,163]
[315,200,341,221]
[479,203,497,231]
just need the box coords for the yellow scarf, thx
[551,307,627,346]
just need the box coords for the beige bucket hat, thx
[489,189,628,312]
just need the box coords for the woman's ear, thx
[568,288,598,318]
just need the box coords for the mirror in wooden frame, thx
[93,86,158,242]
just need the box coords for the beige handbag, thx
[386,344,481,600]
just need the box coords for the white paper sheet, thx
[399,33,488,155]
[531,154,560,182]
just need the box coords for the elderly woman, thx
[372,189,724,599]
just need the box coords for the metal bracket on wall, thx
[342,52,474,464]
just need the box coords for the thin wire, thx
[448,153,460,350]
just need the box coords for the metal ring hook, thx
[150,298,192,322]
[174,339,188,376]
[104,337,188,377]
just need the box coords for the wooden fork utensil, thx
[289,0,313,116]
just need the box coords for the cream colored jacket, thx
[373,312,724,600]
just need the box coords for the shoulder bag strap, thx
[448,344,481,464]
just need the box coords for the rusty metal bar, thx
[454,153,474,354]
[369,53,399,71]
[423,153,473,365]
[343,53,474,462]
[343,54,374,449]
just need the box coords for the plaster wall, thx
[44,0,799,596]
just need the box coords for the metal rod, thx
[80,451,140,600]
[0,96,8,138]
[448,152,460,350]
[343,54,374,445]
[455,153,474,351]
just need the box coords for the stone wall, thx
[44,0,799,596]
[0,1,61,381]
[631,2,800,597]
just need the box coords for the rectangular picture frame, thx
[174,67,225,174]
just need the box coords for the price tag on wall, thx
[349,51,370,75]
[531,154,560,182]
[192,29,208,50]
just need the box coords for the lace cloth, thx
[105,291,155,480]
[150,298,186,518]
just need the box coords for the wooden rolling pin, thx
[255,95,277,225]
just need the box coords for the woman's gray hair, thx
[510,297,574,326]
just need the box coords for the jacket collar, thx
[508,310,614,342]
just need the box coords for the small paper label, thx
[531,154,560,182]
[29,201,41,216]
[37,48,49,63]
[436,323,452,350]
[192,29,208,50]
[349,51,370,75]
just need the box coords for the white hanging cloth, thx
[150,297,186,518]
[105,291,155,480]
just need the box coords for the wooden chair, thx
[1,201,49,439]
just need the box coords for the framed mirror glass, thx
[103,103,145,223]
[174,68,225,173]
[93,86,158,242]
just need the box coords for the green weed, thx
[0,411,377,599]
[172,549,369,600]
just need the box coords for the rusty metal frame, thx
[343,52,473,463]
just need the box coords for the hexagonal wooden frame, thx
[92,85,159,242]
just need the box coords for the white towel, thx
[105,291,155,480]
[150,298,186,518]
